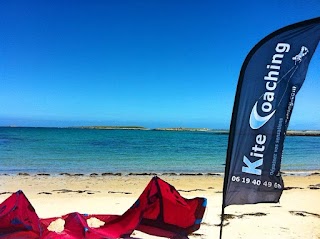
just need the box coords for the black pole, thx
[218,205,225,239]
[218,67,242,239]
[218,106,236,239]
[218,28,247,237]
[219,161,230,239]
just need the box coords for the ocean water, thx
[0,127,319,174]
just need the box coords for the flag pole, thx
[218,205,225,239]
[219,142,233,239]
[218,68,241,239]
[219,161,230,239]
[218,88,239,239]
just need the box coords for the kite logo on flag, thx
[292,46,309,64]
[249,102,276,129]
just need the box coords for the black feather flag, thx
[220,17,320,238]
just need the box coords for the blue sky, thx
[1,0,320,129]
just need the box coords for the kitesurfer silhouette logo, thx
[292,46,309,64]
[249,45,309,130]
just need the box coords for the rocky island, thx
[69,126,320,136]
[72,126,148,130]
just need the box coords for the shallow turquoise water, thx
[0,127,319,174]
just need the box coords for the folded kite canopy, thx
[0,176,206,239]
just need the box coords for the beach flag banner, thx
[220,17,320,237]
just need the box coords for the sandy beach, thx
[0,172,319,239]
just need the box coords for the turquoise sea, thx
[0,127,319,174]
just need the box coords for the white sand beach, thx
[0,173,320,239]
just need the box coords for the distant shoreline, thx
[1,126,320,136]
